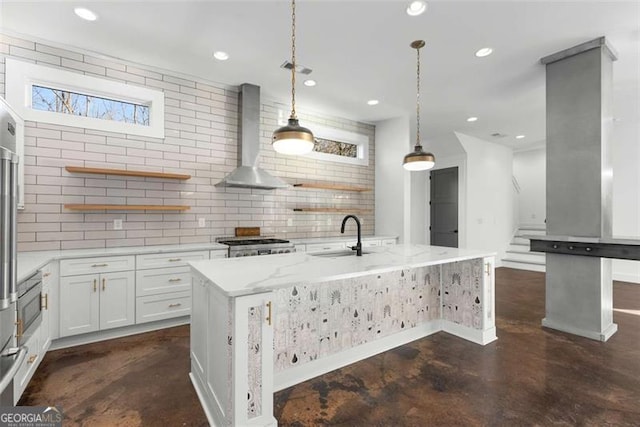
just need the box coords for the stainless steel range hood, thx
[215,84,289,190]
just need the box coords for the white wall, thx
[375,116,410,243]
[513,146,546,226]
[456,132,514,263]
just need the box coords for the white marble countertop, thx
[17,242,228,283]
[525,235,640,245]
[189,244,496,297]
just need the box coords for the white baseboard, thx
[441,320,498,345]
[541,318,618,342]
[274,320,442,391]
[50,316,189,350]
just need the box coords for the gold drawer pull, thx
[266,301,272,326]
[102,278,106,291]
[15,319,23,338]
[485,262,491,276]
[42,272,51,278]
[93,279,97,292]
[27,355,37,364]
[92,263,108,267]
[168,303,182,308]
[168,258,182,262]
[42,294,49,310]
[168,278,182,282]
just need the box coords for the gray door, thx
[430,167,458,247]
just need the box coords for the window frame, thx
[6,58,164,138]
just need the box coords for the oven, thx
[16,271,42,348]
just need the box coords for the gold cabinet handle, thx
[42,272,51,278]
[27,355,37,364]
[102,277,106,291]
[266,301,272,326]
[92,263,108,267]
[168,258,182,262]
[41,293,48,310]
[168,278,182,282]
[168,303,182,308]
[485,262,491,276]
[15,319,23,338]
[93,279,97,292]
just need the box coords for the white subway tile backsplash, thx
[9,34,375,251]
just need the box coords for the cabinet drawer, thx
[13,333,40,404]
[210,249,227,259]
[136,291,191,324]
[136,251,208,270]
[136,266,192,297]
[60,256,135,276]
[347,240,381,248]
[306,242,346,253]
[381,238,397,246]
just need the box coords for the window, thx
[313,137,358,158]
[6,58,164,138]
[32,85,150,126]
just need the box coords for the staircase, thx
[502,225,546,272]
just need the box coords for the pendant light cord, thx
[290,0,297,120]
[415,44,421,149]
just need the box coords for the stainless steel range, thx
[218,238,295,258]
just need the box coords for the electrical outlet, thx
[198,218,206,228]
[113,219,123,230]
[287,218,293,227]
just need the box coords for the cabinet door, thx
[190,278,208,380]
[60,274,99,337]
[99,271,135,331]
[13,333,40,404]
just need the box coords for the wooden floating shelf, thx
[293,183,371,192]
[293,208,372,214]
[64,204,190,211]
[65,166,191,180]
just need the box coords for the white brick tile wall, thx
[6,35,375,251]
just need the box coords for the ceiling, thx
[1,0,638,154]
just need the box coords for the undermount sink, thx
[309,250,371,258]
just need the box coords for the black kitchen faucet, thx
[341,215,362,256]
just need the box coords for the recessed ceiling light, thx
[213,51,229,61]
[406,1,427,16]
[74,7,97,21]
[303,79,317,87]
[515,135,526,139]
[367,99,379,106]
[467,117,478,122]
[475,47,493,58]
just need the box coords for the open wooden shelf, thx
[65,166,191,180]
[64,204,190,211]
[293,182,371,192]
[293,207,372,214]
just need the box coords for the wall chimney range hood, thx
[215,83,289,190]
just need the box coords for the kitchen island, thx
[189,244,497,426]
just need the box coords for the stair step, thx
[513,236,530,245]
[504,251,545,263]
[501,260,546,272]
[518,224,546,231]
[502,257,545,266]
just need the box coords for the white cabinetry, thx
[13,333,39,403]
[134,250,208,324]
[59,256,135,338]
[39,262,58,353]
[305,242,346,253]
[210,249,227,259]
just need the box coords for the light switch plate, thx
[198,218,206,228]
[114,219,123,230]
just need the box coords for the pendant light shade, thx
[272,0,314,155]
[272,118,315,155]
[403,40,435,171]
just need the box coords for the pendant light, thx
[272,0,315,155]
[403,40,435,171]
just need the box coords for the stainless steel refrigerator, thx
[0,101,26,405]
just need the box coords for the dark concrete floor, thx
[20,268,640,426]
